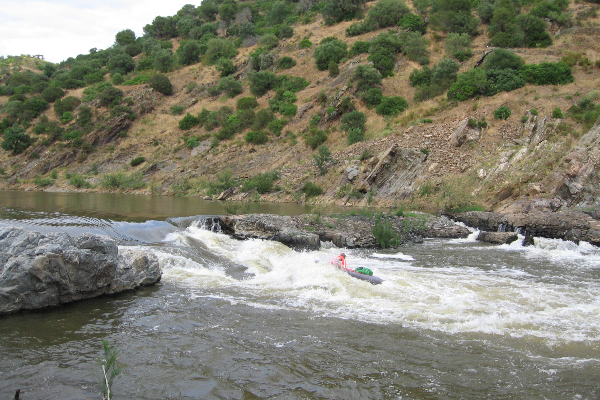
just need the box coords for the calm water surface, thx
[1,190,599,399]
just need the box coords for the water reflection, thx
[0,190,348,222]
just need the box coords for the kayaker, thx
[331,253,349,270]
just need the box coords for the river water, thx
[1,191,599,399]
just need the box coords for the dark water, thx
[1,191,599,399]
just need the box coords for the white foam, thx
[371,252,415,261]
[144,228,600,344]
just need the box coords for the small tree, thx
[2,125,33,154]
[313,144,332,175]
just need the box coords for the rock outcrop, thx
[204,213,471,251]
[0,226,161,315]
[450,210,600,246]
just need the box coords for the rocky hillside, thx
[2,0,600,214]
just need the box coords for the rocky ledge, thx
[0,226,161,315]
[449,210,600,246]
[200,213,472,251]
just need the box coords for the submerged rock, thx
[0,226,161,315]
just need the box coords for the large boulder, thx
[0,226,161,315]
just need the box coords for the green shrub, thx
[552,107,564,118]
[100,172,145,190]
[299,38,312,49]
[60,112,74,124]
[302,181,323,198]
[348,41,370,57]
[205,38,237,64]
[313,37,347,71]
[237,97,259,110]
[259,33,279,50]
[54,96,81,115]
[248,71,277,97]
[493,106,511,120]
[399,13,426,35]
[313,144,332,175]
[376,96,408,116]
[520,62,574,86]
[34,175,53,187]
[186,136,200,148]
[328,60,340,77]
[245,130,269,144]
[482,48,524,71]
[347,127,365,145]
[216,76,243,98]
[372,213,401,248]
[216,58,236,77]
[361,87,383,108]
[179,113,199,130]
[341,110,367,132]
[322,0,365,25]
[148,74,173,95]
[130,156,146,167]
[277,56,296,70]
[367,0,410,28]
[242,171,279,193]
[346,21,373,37]
[68,173,92,188]
[268,118,287,135]
[305,127,327,149]
[123,75,150,86]
[171,105,184,115]
[353,64,383,93]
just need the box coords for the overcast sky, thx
[1,0,196,63]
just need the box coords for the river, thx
[1,191,599,399]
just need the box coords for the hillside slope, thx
[2,1,600,214]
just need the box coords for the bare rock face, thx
[477,231,519,245]
[0,227,161,315]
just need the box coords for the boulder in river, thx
[0,226,161,315]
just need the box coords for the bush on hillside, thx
[216,76,243,98]
[340,111,367,133]
[376,96,408,116]
[148,74,173,95]
[361,87,384,108]
[179,113,199,130]
[248,71,277,96]
[493,106,512,120]
[178,41,202,65]
[302,181,324,197]
[322,0,366,25]
[367,0,410,28]
[277,56,296,70]
[245,130,269,144]
[237,97,259,110]
[353,65,383,93]
[520,62,574,85]
[313,37,348,71]
[399,13,427,34]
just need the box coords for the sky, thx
[1,0,196,63]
